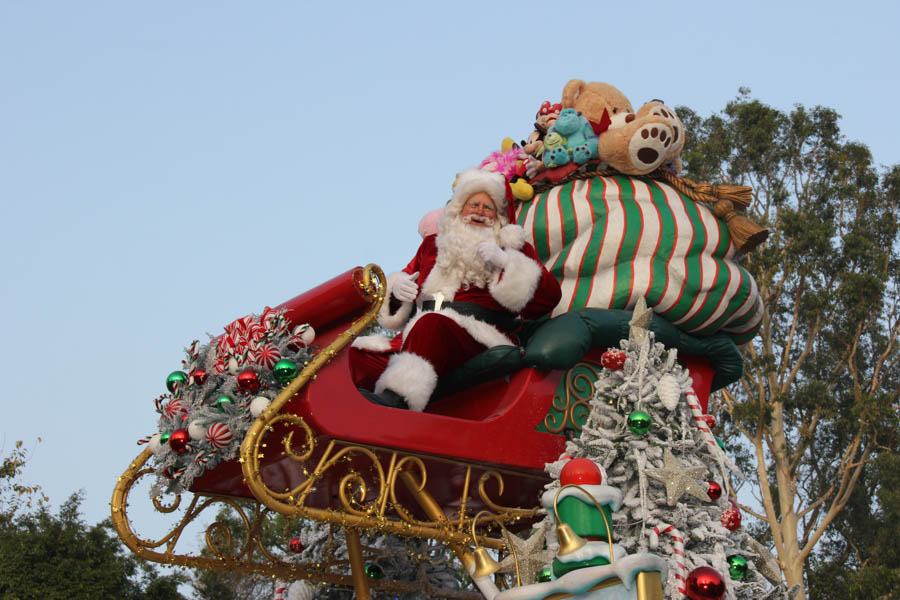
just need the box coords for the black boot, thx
[357,387,408,409]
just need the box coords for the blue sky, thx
[2,0,898,551]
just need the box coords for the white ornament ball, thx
[227,357,239,374]
[188,420,206,441]
[657,374,682,411]
[148,433,162,455]
[286,581,314,600]
[205,422,233,449]
[293,323,315,346]
[249,395,271,418]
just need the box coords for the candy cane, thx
[183,340,200,373]
[153,394,170,414]
[273,580,288,600]
[685,390,719,453]
[650,522,687,594]
[685,390,741,480]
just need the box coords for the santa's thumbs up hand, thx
[392,271,419,302]
[477,242,509,269]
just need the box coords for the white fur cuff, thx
[499,224,526,250]
[374,352,438,412]
[351,333,394,352]
[489,250,542,313]
[378,271,415,330]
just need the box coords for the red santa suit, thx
[350,168,561,411]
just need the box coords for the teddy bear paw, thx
[628,123,674,171]
[647,105,683,151]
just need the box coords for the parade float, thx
[111,79,787,599]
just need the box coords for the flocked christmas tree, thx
[531,298,794,600]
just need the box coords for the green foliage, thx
[0,440,48,521]
[0,492,187,599]
[679,90,899,597]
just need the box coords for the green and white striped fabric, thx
[516,175,763,345]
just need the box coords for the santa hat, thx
[448,168,516,225]
[446,168,525,249]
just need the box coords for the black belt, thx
[419,300,520,333]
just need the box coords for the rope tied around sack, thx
[530,168,768,253]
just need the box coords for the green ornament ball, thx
[166,371,188,393]
[215,395,233,412]
[727,554,748,580]
[365,563,384,579]
[273,359,299,384]
[715,436,726,451]
[538,565,552,583]
[627,410,652,435]
[159,432,171,444]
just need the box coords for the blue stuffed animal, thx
[543,108,598,168]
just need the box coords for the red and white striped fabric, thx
[517,176,764,345]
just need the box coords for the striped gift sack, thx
[516,175,763,345]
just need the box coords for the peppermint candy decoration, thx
[601,349,627,370]
[254,343,282,369]
[164,399,188,419]
[293,323,315,346]
[206,422,233,450]
[656,374,681,411]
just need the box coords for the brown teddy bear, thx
[561,79,685,175]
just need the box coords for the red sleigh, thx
[111,263,728,596]
[188,265,719,517]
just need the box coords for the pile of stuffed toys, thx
[480,79,686,202]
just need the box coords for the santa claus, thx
[350,168,561,410]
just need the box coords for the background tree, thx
[0,442,187,599]
[1,439,48,521]
[677,91,900,599]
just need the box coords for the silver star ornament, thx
[645,449,710,506]
[496,523,554,585]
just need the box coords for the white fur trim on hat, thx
[374,352,438,412]
[448,168,509,224]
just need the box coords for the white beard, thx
[423,216,501,297]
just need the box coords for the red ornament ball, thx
[720,499,742,531]
[685,566,726,600]
[707,481,722,501]
[168,428,191,453]
[702,414,717,429]
[601,349,627,370]
[236,369,261,395]
[288,537,303,553]
[190,368,208,386]
[560,458,603,486]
